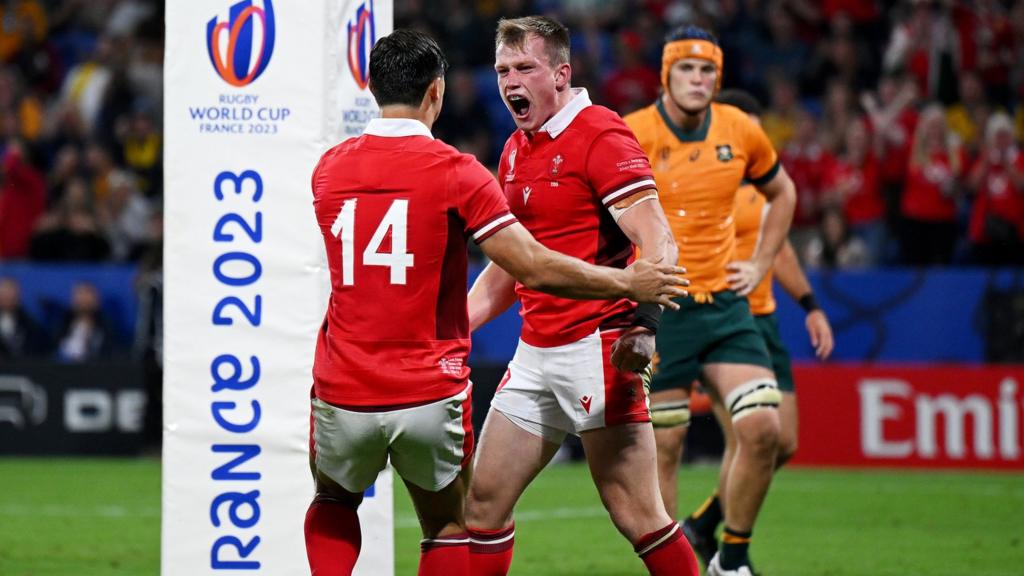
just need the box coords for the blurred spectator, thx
[946,70,994,157]
[803,207,871,268]
[822,117,887,264]
[757,1,811,90]
[97,169,150,261]
[46,143,83,204]
[602,30,660,115]
[966,112,1024,265]
[818,79,858,153]
[761,73,800,150]
[29,176,110,261]
[55,281,115,362]
[0,68,44,143]
[0,1,47,63]
[432,69,494,165]
[883,0,958,102]
[862,71,919,257]
[781,109,835,241]
[57,34,114,134]
[900,104,965,266]
[0,140,46,259]
[120,104,160,198]
[952,0,1013,108]
[0,276,50,358]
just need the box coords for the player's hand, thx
[610,326,656,372]
[726,260,765,296]
[805,309,834,360]
[625,258,688,311]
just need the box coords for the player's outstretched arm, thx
[773,239,834,360]
[730,165,796,295]
[478,221,687,309]
[468,262,518,332]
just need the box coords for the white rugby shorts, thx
[490,329,650,444]
[310,382,473,493]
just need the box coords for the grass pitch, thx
[1,458,1021,575]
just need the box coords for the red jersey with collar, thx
[497,98,655,348]
[312,123,517,406]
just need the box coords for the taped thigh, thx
[650,398,690,428]
[724,378,781,423]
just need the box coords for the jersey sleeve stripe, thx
[601,177,657,207]
[472,213,517,243]
[748,159,781,187]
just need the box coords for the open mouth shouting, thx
[508,93,531,119]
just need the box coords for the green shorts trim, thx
[753,313,794,393]
[650,291,772,393]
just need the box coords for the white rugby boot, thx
[707,552,754,576]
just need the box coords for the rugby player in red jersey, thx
[304,29,687,576]
[464,17,700,576]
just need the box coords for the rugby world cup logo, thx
[347,0,377,90]
[207,0,276,87]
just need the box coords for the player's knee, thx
[465,484,510,530]
[777,437,798,466]
[736,411,781,457]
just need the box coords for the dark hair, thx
[715,89,762,116]
[368,29,448,107]
[496,16,570,66]
[665,25,718,46]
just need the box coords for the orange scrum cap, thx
[661,39,723,94]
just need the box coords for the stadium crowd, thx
[2,0,1024,361]
[400,0,1024,268]
[0,0,162,360]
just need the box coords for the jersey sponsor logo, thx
[689,149,700,162]
[506,148,517,181]
[346,0,377,90]
[550,154,564,177]
[438,356,464,377]
[523,185,532,205]
[580,395,593,414]
[716,144,734,162]
[206,0,276,87]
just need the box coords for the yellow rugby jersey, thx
[624,101,779,299]
[733,183,776,315]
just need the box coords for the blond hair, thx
[495,16,569,66]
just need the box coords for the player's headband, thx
[661,39,723,94]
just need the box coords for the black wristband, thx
[798,293,821,313]
[632,302,662,333]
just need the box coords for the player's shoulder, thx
[576,104,632,135]
[711,102,752,126]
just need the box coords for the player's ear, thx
[554,62,571,92]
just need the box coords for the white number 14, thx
[331,198,414,285]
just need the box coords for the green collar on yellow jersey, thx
[656,98,711,143]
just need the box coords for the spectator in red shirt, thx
[900,104,965,266]
[967,112,1024,265]
[822,117,887,264]
[602,30,660,115]
[781,109,835,238]
[0,139,45,259]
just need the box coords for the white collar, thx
[363,117,434,139]
[539,88,591,139]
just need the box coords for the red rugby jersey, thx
[312,118,516,406]
[497,89,656,348]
